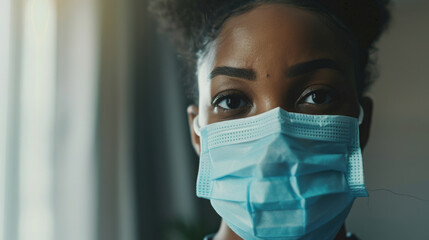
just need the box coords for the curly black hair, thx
[150,0,391,102]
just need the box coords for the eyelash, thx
[212,87,338,112]
[212,91,251,111]
[298,88,336,105]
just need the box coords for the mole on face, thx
[266,73,270,78]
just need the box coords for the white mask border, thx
[193,105,365,137]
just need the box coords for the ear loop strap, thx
[358,105,364,125]
[193,105,364,136]
[193,116,201,137]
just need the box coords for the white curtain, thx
[0,0,13,238]
[0,0,135,239]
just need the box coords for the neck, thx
[213,221,241,240]
[214,220,348,240]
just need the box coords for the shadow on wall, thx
[347,1,429,239]
[131,1,220,240]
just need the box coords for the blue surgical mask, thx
[193,107,367,240]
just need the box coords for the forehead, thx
[205,3,352,77]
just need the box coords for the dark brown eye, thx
[217,95,247,110]
[303,91,332,104]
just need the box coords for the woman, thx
[151,0,390,239]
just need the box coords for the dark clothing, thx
[203,232,360,240]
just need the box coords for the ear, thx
[359,96,373,150]
[187,105,201,156]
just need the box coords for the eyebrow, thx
[210,66,256,80]
[209,58,343,81]
[287,59,343,78]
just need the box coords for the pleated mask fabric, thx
[194,107,367,239]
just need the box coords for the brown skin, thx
[186,4,373,240]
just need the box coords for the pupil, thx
[227,96,241,109]
[312,92,327,104]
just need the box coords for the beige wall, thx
[346,1,429,239]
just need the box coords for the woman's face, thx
[188,4,372,155]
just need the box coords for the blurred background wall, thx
[346,0,429,239]
[0,0,427,240]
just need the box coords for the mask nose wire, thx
[193,105,364,136]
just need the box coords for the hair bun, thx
[150,0,390,52]
[149,0,218,52]
[318,0,391,50]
